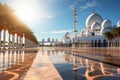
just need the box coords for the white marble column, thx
[23,34,25,48]
[12,34,15,48]
[8,33,10,48]
[20,36,22,48]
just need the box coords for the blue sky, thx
[1,0,120,41]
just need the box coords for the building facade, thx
[61,7,120,47]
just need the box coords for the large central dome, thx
[86,12,103,30]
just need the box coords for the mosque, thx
[60,6,120,47]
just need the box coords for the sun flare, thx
[13,0,38,22]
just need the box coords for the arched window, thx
[92,32,95,36]
[91,40,93,47]
[103,39,107,47]
[95,40,97,47]
[98,40,101,47]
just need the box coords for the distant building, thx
[42,38,45,42]
[47,38,51,42]
[52,38,54,42]
[39,38,60,46]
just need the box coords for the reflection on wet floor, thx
[0,47,120,80]
[46,50,120,80]
[57,47,120,66]
[0,49,37,80]
[0,50,25,73]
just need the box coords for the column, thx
[12,34,15,48]
[23,34,25,48]
[8,33,10,48]
[17,36,20,48]
[14,34,16,48]
[19,36,21,48]
[20,36,22,48]
[3,30,6,49]
[16,34,18,49]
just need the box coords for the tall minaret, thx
[73,5,78,37]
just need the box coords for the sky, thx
[0,0,120,41]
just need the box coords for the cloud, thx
[69,0,86,11]
[51,30,72,34]
[70,4,74,10]
[41,30,72,34]
[80,0,98,11]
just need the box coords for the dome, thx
[86,31,90,36]
[86,12,103,30]
[91,22,101,31]
[65,32,70,38]
[101,19,112,29]
[100,28,111,34]
[85,30,92,36]
[117,20,120,27]
[81,30,85,36]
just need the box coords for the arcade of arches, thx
[62,39,120,47]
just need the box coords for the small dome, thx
[85,30,92,36]
[117,20,120,27]
[81,29,86,36]
[65,32,70,38]
[100,28,111,34]
[101,19,112,29]
[86,12,103,30]
[91,22,101,31]
[86,31,89,36]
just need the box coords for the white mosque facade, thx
[60,7,120,47]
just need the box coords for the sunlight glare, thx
[13,0,39,22]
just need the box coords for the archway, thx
[103,39,107,47]
[91,40,93,47]
[95,40,97,47]
[98,40,101,47]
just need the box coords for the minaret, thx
[93,9,96,13]
[72,5,78,47]
[73,5,78,33]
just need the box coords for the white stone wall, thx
[25,38,38,48]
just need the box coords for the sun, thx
[13,0,38,22]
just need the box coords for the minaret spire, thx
[74,5,78,32]
[93,9,96,13]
